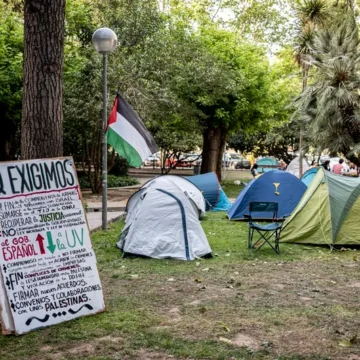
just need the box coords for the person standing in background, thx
[333,159,345,175]
[321,160,330,171]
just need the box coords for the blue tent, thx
[227,170,307,220]
[212,188,232,211]
[186,172,231,211]
[301,167,318,187]
[256,158,281,173]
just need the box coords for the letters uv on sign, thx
[0,157,105,335]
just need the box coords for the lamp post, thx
[92,27,118,230]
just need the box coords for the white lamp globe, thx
[92,27,118,54]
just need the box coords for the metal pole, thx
[102,54,108,230]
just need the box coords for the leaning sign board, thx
[0,158,105,335]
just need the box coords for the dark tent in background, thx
[186,172,232,211]
[256,158,281,173]
[227,170,307,220]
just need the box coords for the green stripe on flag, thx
[107,127,143,167]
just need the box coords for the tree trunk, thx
[299,64,309,177]
[216,131,226,182]
[21,0,66,159]
[200,127,223,179]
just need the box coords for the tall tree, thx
[294,0,328,175]
[21,0,66,159]
[293,16,360,164]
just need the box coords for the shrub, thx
[109,155,129,176]
[77,173,139,189]
[107,175,139,188]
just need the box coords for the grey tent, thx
[118,184,212,260]
[126,175,206,219]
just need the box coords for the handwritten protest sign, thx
[0,158,105,335]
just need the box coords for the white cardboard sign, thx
[0,158,105,335]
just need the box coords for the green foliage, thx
[108,155,129,176]
[78,174,138,189]
[107,175,139,188]
[293,18,360,163]
[0,1,23,160]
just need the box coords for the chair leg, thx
[249,228,254,254]
[249,229,281,254]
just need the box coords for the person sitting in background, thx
[280,160,287,171]
[321,160,330,171]
[250,163,258,178]
[333,158,345,175]
[349,163,357,175]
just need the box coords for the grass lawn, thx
[1,202,360,359]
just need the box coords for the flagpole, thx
[102,53,108,230]
[92,27,118,231]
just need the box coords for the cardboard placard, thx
[0,158,105,335]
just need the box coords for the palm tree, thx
[294,0,328,175]
[293,17,360,164]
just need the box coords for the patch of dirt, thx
[97,335,124,343]
[40,345,53,352]
[348,282,360,288]
[232,333,261,350]
[68,343,95,355]
[349,355,360,360]
[45,352,65,360]
[166,307,182,323]
[136,349,181,359]
[272,327,334,357]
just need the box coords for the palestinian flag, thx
[107,94,158,167]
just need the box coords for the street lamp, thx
[92,27,118,230]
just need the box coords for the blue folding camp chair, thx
[245,202,282,254]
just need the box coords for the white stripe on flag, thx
[109,112,153,161]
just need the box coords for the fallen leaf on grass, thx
[219,337,232,345]
[338,340,352,348]
[167,278,175,282]
[130,274,139,279]
[338,335,357,348]
[196,262,201,267]
[225,254,230,257]
[202,268,210,272]
[218,323,230,332]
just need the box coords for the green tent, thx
[280,167,360,245]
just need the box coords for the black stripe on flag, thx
[117,95,158,154]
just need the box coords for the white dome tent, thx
[286,157,310,178]
[117,184,212,260]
